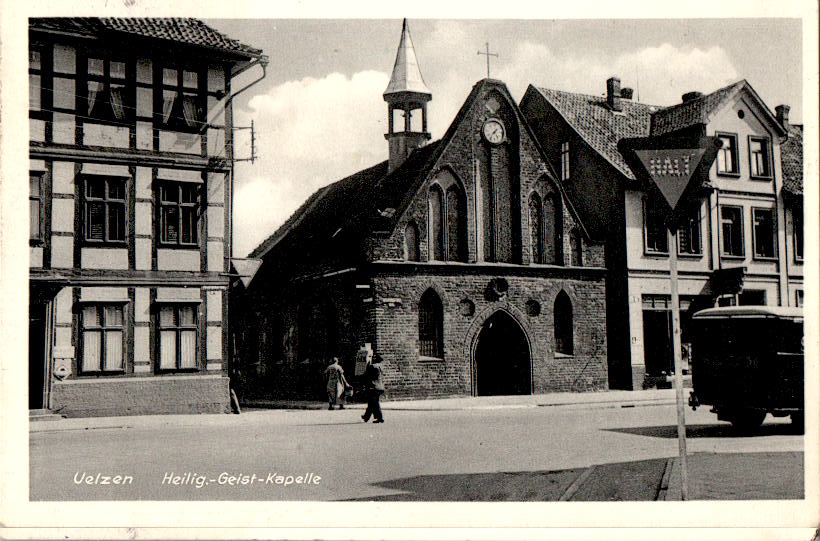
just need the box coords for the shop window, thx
[418,289,443,358]
[84,176,126,244]
[716,133,739,175]
[677,205,702,256]
[30,172,44,243]
[159,181,201,247]
[644,198,668,254]
[81,304,124,373]
[85,56,130,124]
[752,207,776,259]
[720,206,744,257]
[749,136,772,178]
[554,291,573,355]
[160,66,203,133]
[158,304,198,370]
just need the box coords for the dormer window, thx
[161,67,203,133]
[86,57,130,124]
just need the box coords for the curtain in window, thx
[87,80,104,115]
[87,202,105,241]
[160,331,176,369]
[180,331,196,369]
[109,84,125,121]
[181,94,200,130]
[83,331,101,371]
[104,331,123,370]
[162,90,175,124]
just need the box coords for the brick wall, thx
[51,375,230,417]
[371,267,608,399]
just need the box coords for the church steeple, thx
[384,19,432,173]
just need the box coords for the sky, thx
[203,18,804,257]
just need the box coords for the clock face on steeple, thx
[482,119,505,144]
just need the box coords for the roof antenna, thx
[636,65,640,103]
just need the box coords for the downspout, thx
[222,55,268,389]
[225,55,269,265]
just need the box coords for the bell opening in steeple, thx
[384,19,432,173]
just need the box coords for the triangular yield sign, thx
[634,148,706,212]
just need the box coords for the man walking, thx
[361,354,385,423]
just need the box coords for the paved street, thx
[30,396,803,501]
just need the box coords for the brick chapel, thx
[231,20,609,401]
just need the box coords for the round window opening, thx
[526,299,541,317]
[737,110,745,119]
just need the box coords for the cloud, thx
[231,33,739,257]
[232,70,390,256]
[498,41,738,105]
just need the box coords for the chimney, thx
[607,77,622,111]
[620,87,634,100]
[775,104,790,131]
[682,91,703,103]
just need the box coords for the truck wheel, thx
[730,410,766,432]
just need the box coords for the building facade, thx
[28,18,266,416]
[232,21,608,402]
[521,78,803,390]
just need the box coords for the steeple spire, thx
[384,19,431,97]
[384,19,432,173]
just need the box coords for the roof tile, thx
[30,17,262,58]
[782,124,803,196]
[535,88,656,179]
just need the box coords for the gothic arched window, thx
[446,185,466,262]
[404,221,420,262]
[529,193,544,264]
[418,289,443,358]
[544,194,562,265]
[570,229,583,266]
[428,186,444,261]
[554,291,573,356]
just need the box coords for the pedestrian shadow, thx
[606,422,800,439]
[342,457,670,501]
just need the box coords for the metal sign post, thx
[669,228,689,500]
[619,137,722,501]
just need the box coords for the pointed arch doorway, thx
[474,311,532,396]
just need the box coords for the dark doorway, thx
[475,311,531,396]
[29,302,47,409]
[642,310,673,378]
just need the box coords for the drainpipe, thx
[224,55,269,265]
[222,55,268,389]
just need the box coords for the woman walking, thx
[361,353,385,423]
[324,357,349,410]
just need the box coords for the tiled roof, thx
[29,18,262,58]
[533,87,656,180]
[781,124,803,196]
[650,80,746,136]
[249,141,442,262]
